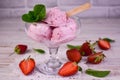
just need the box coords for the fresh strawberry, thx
[87,52,105,64]
[58,62,78,76]
[14,44,27,54]
[19,56,35,75]
[79,41,94,56]
[98,38,115,50]
[98,39,111,50]
[97,38,115,50]
[66,49,82,63]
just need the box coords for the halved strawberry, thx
[66,49,82,63]
[87,52,105,64]
[19,56,35,75]
[58,62,78,76]
[98,39,111,50]
[15,44,27,54]
[79,41,94,56]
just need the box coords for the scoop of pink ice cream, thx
[45,7,67,26]
[51,18,77,44]
[27,23,52,42]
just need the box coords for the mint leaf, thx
[22,4,46,23]
[67,44,81,50]
[103,38,115,43]
[34,4,46,21]
[28,11,36,20]
[22,14,35,23]
[85,69,110,78]
[33,48,45,54]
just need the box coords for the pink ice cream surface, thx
[27,23,52,42]
[45,7,67,26]
[51,18,77,44]
[27,7,78,44]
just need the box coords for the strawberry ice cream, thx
[27,7,78,46]
[27,23,52,42]
[51,18,77,44]
[45,7,67,26]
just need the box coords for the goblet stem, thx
[37,46,62,75]
[49,46,59,59]
[46,46,62,69]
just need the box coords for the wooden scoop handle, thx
[66,3,91,17]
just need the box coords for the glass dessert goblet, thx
[25,16,80,75]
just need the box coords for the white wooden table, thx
[0,18,120,80]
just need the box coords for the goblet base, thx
[37,58,62,75]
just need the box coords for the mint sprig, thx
[22,4,46,23]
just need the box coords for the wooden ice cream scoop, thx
[66,3,91,17]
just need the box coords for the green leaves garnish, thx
[22,4,46,23]
[33,48,45,54]
[85,69,110,78]
[103,38,115,43]
[67,44,81,50]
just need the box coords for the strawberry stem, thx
[91,41,97,47]
[103,54,106,58]
[27,55,31,60]
[90,42,97,54]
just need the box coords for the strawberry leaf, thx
[94,57,100,63]
[33,48,45,54]
[78,66,82,72]
[81,52,85,56]
[85,69,110,77]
